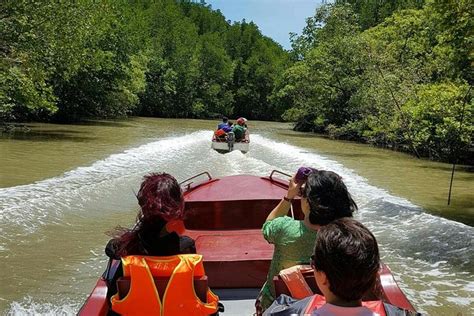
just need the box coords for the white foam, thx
[0,131,212,239]
[7,297,78,316]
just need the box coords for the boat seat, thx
[185,229,273,288]
[116,275,209,303]
[185,199,303,230]
[273,269,381,301]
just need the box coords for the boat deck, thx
[186,229,273,288]
[214,288,260,315]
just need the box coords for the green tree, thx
[194,33,233,117]
[276,4,364,131]
[278,1,473,162]
[1,0,289,122]
[335,0,425,29]
[405,83,472,162]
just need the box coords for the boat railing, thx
[269,169,292,181]
[268,170,296,219]
[180,171,213,190]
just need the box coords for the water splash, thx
[2,131,473,315]
[0,131,212,241]
[7,297,79,316]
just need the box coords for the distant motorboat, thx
[211,130,249,153]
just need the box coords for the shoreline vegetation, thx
[1,0,472,165]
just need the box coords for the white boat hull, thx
[211,141,249,153]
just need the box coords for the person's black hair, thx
[222,116,228,122]
[302,170,357,225]
[312,218,380,301]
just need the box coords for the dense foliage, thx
[2,0,472,163]
[273,0,473,163]
[1,0,289,122]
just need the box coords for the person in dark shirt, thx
[217,116,229,130]
[215,121,234,141]
[222,121,233,133]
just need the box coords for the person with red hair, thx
[103,173,201,309]
[105,173,195,259]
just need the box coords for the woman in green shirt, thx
[256,169,358,313]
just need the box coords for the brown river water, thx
[0,118,472,315]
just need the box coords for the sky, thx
[206,0,325,49]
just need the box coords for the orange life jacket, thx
[110,254,219,316]
[279,265,314,299]
[305,294,387,316]
[280,266,386,316]
[214,129,226,137]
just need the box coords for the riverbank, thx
[291,122,474,166]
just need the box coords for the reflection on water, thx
[0,118,473,315]
[4,130,94,142]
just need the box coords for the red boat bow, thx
[79,171,417,315]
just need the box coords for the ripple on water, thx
[1,132,473,315]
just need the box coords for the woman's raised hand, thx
[287,175,302,200]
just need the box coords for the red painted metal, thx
[185,229,274,288]
[379,264,416,311]
[79,172,417,314]
[184,175,288,201]
[182,175,293,288]
[77,279,109,316]
[183,175,303,230]
[212,130,250,143]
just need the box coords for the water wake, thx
[2,131,473,314]
[0,131,212,243]
[248,135,474,313]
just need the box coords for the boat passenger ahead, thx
[257,169,357,312]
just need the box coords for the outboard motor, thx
[227,132,235,152]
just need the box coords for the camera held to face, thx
[295,167,317,184]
